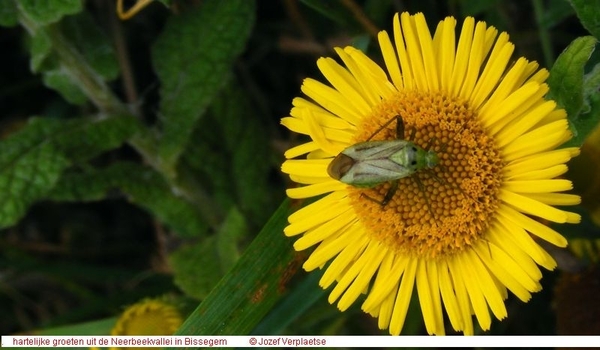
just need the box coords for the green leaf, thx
[0,120,71,228]
[212,85,274,226]
[46,168,113,202]
[541,0,574,29]
[547,36,598,147]
[152,0,255,172]
[17,0,83,26]
[48,162,208,237]
[180,83,276,228]
[0,123,69,229]
[568,0,600,39]
[170,207,246,299]
[42,68,88,105]
[252,269,325,335]
[169,240,223,300]
[175,200,299,335]
[11,116,138,165]
[584,62,600,98]
[0,0,18,27]
[60,12,119,81]
[29,31,53,72]
[215,206,246,269]
[27,12,119,104]
[52,116,141,162]
[0,116,140,228]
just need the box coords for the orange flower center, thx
[348,91,504,259]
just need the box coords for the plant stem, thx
[339,0,379,39]
[532,0,554,67]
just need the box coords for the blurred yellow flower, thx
[281,12,580,335]
[104,298,183,349]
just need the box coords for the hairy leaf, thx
[0,116,139,228]
[27,12,119,104]
[42,69,88,105]
[17,0,83,26]
[48,162,208,237]
[0,1,18,27]
[29,31,52,72]
[568,0,600,39]
[60,13,119,81]
[54,116,141,162]
[152,0,255,172]
[547,36,598,147]
[180,83,276,228]
[0,130,69,229]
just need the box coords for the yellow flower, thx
[281,12,581,335]
[102,298,183,349]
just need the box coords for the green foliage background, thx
[1,0,599,340]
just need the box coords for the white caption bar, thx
[2,335,600,348]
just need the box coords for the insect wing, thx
[344,140,409,159]
[338,140,414,186]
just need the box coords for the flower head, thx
[91,298,183,350]
[110,298,183,340]
[281,12,580,335]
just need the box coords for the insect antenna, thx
[367,115,403,141]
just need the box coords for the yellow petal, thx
[498,205,568,248]
[389,258,417,335]
[501,189,569,223]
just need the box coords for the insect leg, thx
[395,115,405,140]
[381,180,399,206]
[367,115,404,141]
[360,180,399,207]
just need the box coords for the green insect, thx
[327,115,440,206]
